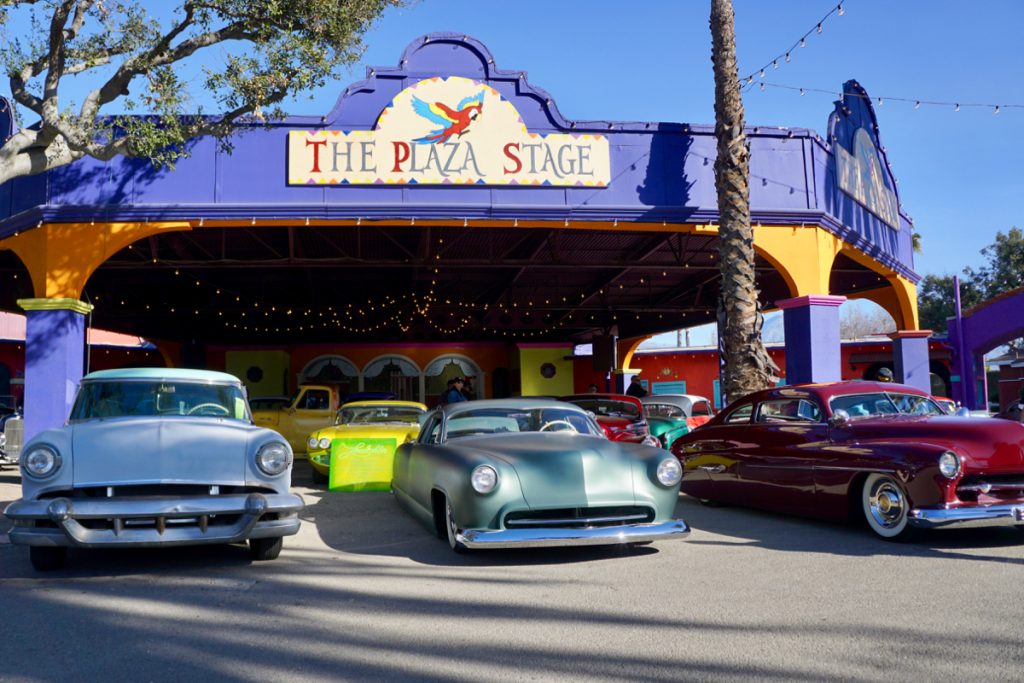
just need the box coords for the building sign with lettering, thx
[289,76,610,187]
[835,127,900,229]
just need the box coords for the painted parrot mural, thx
[411,91,485,144]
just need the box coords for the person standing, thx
[625,375,648,398]
[442,377,468,404]
[874,367,894,383]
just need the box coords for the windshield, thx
[564,398,640,419]
[338,404,424,425]
[70,381,250,421]
[830,392,945,418]
[445,407,603,440]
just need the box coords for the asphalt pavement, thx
[2,461,1023,682]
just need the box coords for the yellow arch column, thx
[1,221,191,439]
[751,224,844,298]
[1,220,192,300]
[836,247,920,330]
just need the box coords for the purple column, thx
[777,295,846,385]
[18,299,92,441]
[887,331,932,394]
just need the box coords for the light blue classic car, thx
[5,368,304,570]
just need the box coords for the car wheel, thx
[444,498,467,554]
[311,468,328,485]
[249,536,283,561]
[862,473,915,541]
[30,546,67,571]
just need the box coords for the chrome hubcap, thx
[869,482,906,528]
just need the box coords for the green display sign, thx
[328,437,398,492]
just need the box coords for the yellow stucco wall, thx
[517,345,574,397]
[225,350,292,396]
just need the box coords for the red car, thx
[670,381,1024,540]
[560,394,659,447]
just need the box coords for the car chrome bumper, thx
[457,519,690,549]
[4,492,304,548]
[909,504,1024,529]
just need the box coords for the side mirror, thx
[828,409,850,428]
[955,406,971,418]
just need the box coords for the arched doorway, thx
[424,355,483,405]
[299,355,359,398]
[362,355,420,401]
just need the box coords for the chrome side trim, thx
[458,520,690,549]
[908,504,1024,529]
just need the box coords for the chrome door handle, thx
[696,464,725,473]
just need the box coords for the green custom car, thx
[392,398,690,553]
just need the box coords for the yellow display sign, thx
[289,76,610,187]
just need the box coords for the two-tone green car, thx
[392,398,690,553]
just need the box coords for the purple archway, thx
[948,286,1024,409]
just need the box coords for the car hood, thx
[445,432,647,508]
[847,416,1024,470]
[646,416,683,436]
[316,423,420,443]
[71,417,257,485]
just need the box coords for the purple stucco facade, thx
[0,35,918,280]
[947,289,1024,408]
[0,34,923,437]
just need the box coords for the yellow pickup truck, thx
[251,384,342,456]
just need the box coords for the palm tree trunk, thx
[710,0,777,401]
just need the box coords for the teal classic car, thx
[392,398,690,553]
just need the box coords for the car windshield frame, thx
[69,379,252,422]
[441,406,604,442]
[828,391,945,419]
[564,398,640,419]
[336,404,425,426]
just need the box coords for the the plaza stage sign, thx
[835,127,900,229]
[288,76,610,187]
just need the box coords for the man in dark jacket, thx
[442,377,468,404]
[625,375,648,398]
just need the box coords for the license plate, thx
[1015,507,1024,522]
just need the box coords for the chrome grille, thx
[3,416,23,462]
[957,475,1024,502]
[505,506,655,529]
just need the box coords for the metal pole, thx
[953,276,968,407]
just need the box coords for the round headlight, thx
[656,457,682,486]
[642,435,661,448]
[471,465,498,494]
[318,437,331,450]
[23,445,61,478]
[256,442,292,476]
[938,451,961,479]
[307,436,319,450]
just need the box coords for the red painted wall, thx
[575,340,953,406]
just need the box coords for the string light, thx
[740,4,846,87]
[753,82,1023,114]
